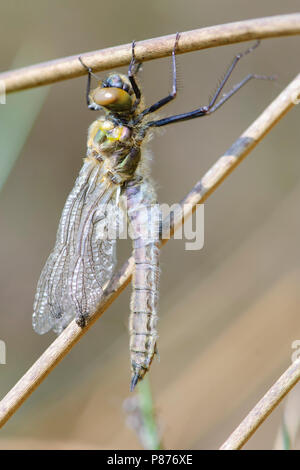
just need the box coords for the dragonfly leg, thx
[76,313,87,328]
[146,73,275,127]
[78,56,101,111]
[134,32,180,124]
[206,40,261,110]
[128,41,142,111]
[207,73,276,113]
[145,42,275,128]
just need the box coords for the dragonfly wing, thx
[33,157,118,335]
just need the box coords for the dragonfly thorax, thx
[88,117,133,150]
[87,116,142,182]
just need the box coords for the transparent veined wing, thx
[33,156,118,335]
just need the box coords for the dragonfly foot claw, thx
[76,314,87,328]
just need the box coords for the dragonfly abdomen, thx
[129,242,160,390]
[125,180,160,391]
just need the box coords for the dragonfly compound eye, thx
[106,73,124,89]
[92,87,133,112]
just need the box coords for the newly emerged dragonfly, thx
[33,34,273,390]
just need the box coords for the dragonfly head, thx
[90,73,134,114]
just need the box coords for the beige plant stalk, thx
[0,14,299,449]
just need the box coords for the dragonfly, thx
[33,34,273,391]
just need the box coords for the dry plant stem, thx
[0,74,299,430]
[220,359,300,450]
[0,14,299,93]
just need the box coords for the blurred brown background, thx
[0,0,299,450]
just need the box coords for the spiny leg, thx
[128,41,142,112]
[146,73,275,127]
[208,73,276,113]
[145,41,275,128]
[134,62,143,75]
[134,32,180,124]
[78,56,101,110]
[128,42,143,75]
[207,40,261,110]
